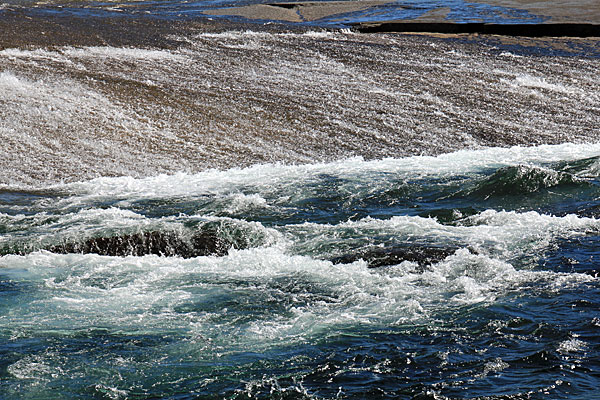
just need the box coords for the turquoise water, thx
[1,145,600,398]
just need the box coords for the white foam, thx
[1,246,594,349]
[47,143,600,201]
[283,210,600,268]
[557,338,587,355]
[3,30,599,188]
[0,207,281,255]
[301,30,335,39]
[193,30,336,40]
[499,51,522,58]
[0,66,185,186]
[0,45,183,63]
[578,158,600,178]
[62,46,185,61]
[0,208,152,253]
[193,30,271,40]
[477,358,510,378]
[1,48,65,60]
[0,70,21,86]
[225,193,269,213]
[7,355,56,382]
[509,74,584,96]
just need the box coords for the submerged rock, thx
[331,245,457,269]
[47,230,236,258]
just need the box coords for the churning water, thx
[2,29,599,186]
[1,6,600,399]
[2,145,600,398]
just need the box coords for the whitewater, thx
[2,29,600,186]
[2,144,600,398]
[1,10,600,400]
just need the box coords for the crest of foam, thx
[62,46,185,61]
[0,70,22,86]
[0,246,595,349]
[55,143,600,201]
[557,338,587,355]
[193,30,337,40]
[285,210,600,263]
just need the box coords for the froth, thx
[50,143,600,199]
[2,29,600,186]
[0,70,21,86]
[512,74,585,96]
[283,210,600,270]
[1,245,594,348]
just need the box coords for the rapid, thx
[1,14,600,400]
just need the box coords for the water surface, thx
[2,145,600,398]
[1,3,600,399]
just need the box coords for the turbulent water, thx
[2,1,600,398]
[1,145,600,398]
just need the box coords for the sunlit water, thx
[1,1,600,397]
[1,145,600,399]
[2,30,599,186]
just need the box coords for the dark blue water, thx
[1,146,600,399]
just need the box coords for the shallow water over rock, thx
[1,21,599,187]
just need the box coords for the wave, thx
[1,245,594,347]
[3,143,594,210]
[553,155,600,177]
[5,208,596,272]
[284,210,600,268]
[463,164,586,200]
[3,18,600,399]
[3,22,600,188]
[330,244,459,269]
[4,229,236,258]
